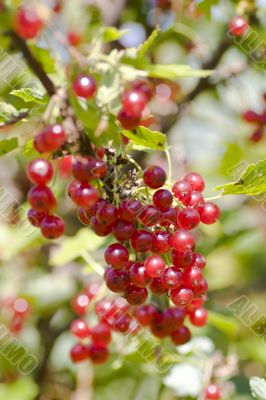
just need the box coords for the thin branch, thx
[0,111,29,128]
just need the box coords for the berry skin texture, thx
[205,384,221,400]
[119,199,142,222]
[72,74,97,99]
[104,243,129,269]
[91,217,112,237]
[28,186,56,212]
[199,202,221,224]
[172,230,195,252]
[97,203,118,225]
[88,344,109,364]
[170,287,193,307]
[118,109,140,130]
[27,209,47,227]
[70,343,89,363]
[171,249,193,268]
[122,89,148,117]
[27,159,53,185]
[125,286,148,305]
[162,267,183,289]
[183,172,205,192]
[14,7,43,39]
[77,207,91,225]
[150,277,168,295]
[191,253,206,269]
[138,205,162,227]
[71,293,90,315]
[171,326,191,345]
[40,215,65,239]
[134,304,157,326]
[153,189,173,211]
[130,262,151,288]
[70,319,90,339]
[34,125,66,153]
[130,230,153,253]
[112,220,135,241]
[228,16,249,37]
[183,266,203,290]
[105,268,130,293]
[151,230,171,254]
[71,182,99,208]
[72,156,107,182]
[177,207,200,230]
[172,180,192,205]
[91,323,112,346]
[144,255,166,278]
[143,165,167,189]
[189,307,208,327]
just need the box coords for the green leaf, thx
[215,158,266,196]
[250,377,266,400]
[145,64,212,79]
[0,102,20,123]
[0,138,18,156]
[137,27,160,58]
[122,126,167,151]
[0,378,39,400]
[10,88,47,104]
[50,228,105,267]
[196,0,220,18]
[22,139,39,158]
[101,27,127,43]
[29,45,56,73]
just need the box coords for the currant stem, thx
[204,194,223,201]
[165,149,172,184]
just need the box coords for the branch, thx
[0,111,29,128]
[8,31,56,96]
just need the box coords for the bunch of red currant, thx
[0,297,31,334]
[243,93,266,142]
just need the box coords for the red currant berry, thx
[150,277,168,295]
[191,253,206,269]
[171,326,191,345]
[144,255,166,278]
[205,384,221,400]
[37,125,66,152]
[119,199,142,222]
[130,230,153,252]
[228,16,249,37]
[125,286,148,305]
[71,182,99,208]
[72,74,97,99]
[27,208,47,227]
[183,266,203,290]
[189,191,205,208]
[153,189,173,211]
[77,207,91,225]
[132,79,154,100]
[28,186,56,212]
[71,293,90,315]
[70,343,89,363]
[161,207,177,227]
[243,110,261,123]
[72,156,107,182]
[172,230,195,252]
[122,89,148,117]
[183,172,205,192]
[177,207,200,230]
[91,216,112,237]
[112,220,135,241]
[105,268,130,293]
[130,262,151,288]
[168,307,186,329]
[97,202,118,225]
[40,215,65,239]
[59,155,74,178]
[250,128,264,143]
[150,313,169,338]
[85,282,101,300]
[70,319,90,339]
[104,243,129,269]
[162,267,183,289]
[118,109,140,130]
[189,307,208,327]
[13,298,31,317]
[27,158,53,185]
[143,165,167,189]
[151,230,171,254]
[193,277,208,297]
[67,31,82,46]
[88,344,109,364]
[138,205,162,227]
[14,6,43,39]
[170,287,193,307]
[171,249,193,268]
[199,202,220,224]
[172,180,192,205]
[112,313,131,333]
[91,322,112,346]
[134,304,157,326]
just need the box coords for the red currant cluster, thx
[243,93,266,142]
[1,297,31,334]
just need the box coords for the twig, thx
[0,111,29,128]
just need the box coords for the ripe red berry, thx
[138,205,162,227]
[199,202,220,224]
[72,156,107,181]
[150,277,168,295]
[177,207,200,230]
[150,313,169,338]
[40,215,65,239]
[112,220,135,241]
[77,207,91,225]
[85,282,101,299]
[27,158,53,185]
[151,230,171,254]
[67,31,82,46]
[189,307,208,327]
[205,384,221,400]
[118,109,141,130]
[91,216,112,237]
[71,293,90,315]
[119,199,142,222]
[161,207,177,227]
[172,230,195,252]
[191,253,206,269]
[228,16,249,37]
[171,326,191,345]
[172,180,192,205]
[193,277,208,297]
[132,79,154,100]
[130,262,151,288]
[104,243,129,269]
[28,186,56,212]
[72,74,97,99]
[189,191,205,208]
[27,208,47,227]
[14,6,43,39]
[143,165,167,189]
[153,189,173,211]
[250,127,264,143]
[243,110,261,123]
[97,202,118,225]
[71,182,99,208]
[183,172,205,192]
[170,287,193,307]
[105,268,130,293]
[144,255,166,278]
[134,304,157,326]
[70,319,90,339]
[125,286,148,305]
[88,344,109,364]
[171,249,193,268]
[162,267,183,289]
[13,298,31,317]
[70,343,89,363]
[34,125,66,153]
[183,266,203,290]
[122,89,148,117]
[91,322,112,346]
[130,229,153,252]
